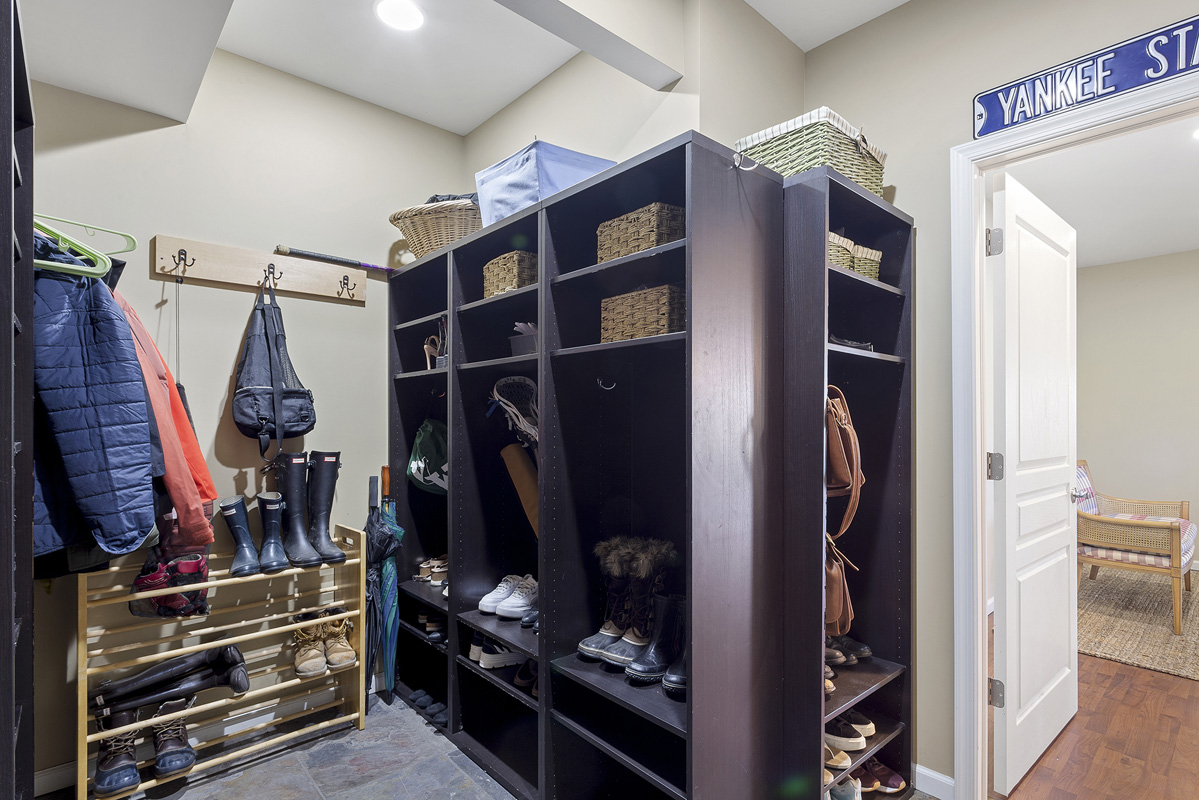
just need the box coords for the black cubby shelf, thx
[397,618,448,655]
[551,656,688,737]
[823,714,906,790]
[823,658,906,723]
[458,283,538,314]
[450,731,538,800]
[394,310,448,333]
[398,579,450,614]
[552,710,687,800]
[458,609,538,659]
[827,343,906,364]
[828,265,906,298]
[551,331,687,360]
[457,353,539,373]
[552,239,687,290]
[393,367,449,381]
[456,655,538,711]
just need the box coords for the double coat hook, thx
[263,263,283,287]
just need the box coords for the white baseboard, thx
[915,764,955,800]
[34,762,76,797]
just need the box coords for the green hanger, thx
[33,220,114,278]
[34,213,138,255]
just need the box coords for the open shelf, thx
[552,239,687,292]
[393,366,448,381]
[394,310,449,333]
[552,331,686,360]
[824,658,906,723]
[457,353,538,373]
[391,253,449,324]
[827,343,905,364]
[398,580,450,613]
[552,656,687,737]
[458,283,538,314]
[456,655,537,711]
[396,618,448,655]
[458,609,538,659]
[828,265,905,298]
[451,730,537,800]
[824,714,906,790]
[552,710,686,800]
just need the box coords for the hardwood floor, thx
[990,638,1198,798]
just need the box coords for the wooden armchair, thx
[1076,459,1194,635]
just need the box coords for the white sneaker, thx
[479,641,525,669]
[478,574,528,614]
[496,576,537,619]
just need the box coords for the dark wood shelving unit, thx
[398,579,450,613]
[390,131,787,798]
[393,367,448,381]
[397,618,449,655]
[455,655,538,711]
[783,166,915,798]
[824,715,907,790]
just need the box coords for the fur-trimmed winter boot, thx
[577,537,636,660]
[599,539,678,667]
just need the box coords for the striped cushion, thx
[1074,465,1099,514]
[1077,514,1196,570]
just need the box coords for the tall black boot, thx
[274,452,322,568]
[663,642,687,695]
[219,496,259,578]
[93,710,140,797]
[89,644,241,710]
[255,492,289,573]
[307,451,347,565]
[625,594,682,683]
[93,648,249,718]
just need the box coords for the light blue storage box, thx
[475,141,615,227]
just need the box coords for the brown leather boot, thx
[151,697,196,779]
[321,608,358,672]
[93,711,140,797]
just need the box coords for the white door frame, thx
[950,72,1199,800]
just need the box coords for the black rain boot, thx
[578,537,636,660]
[663,642,687,695]
[219,496,260,578]
[600,539,677,667]
[93,711,140,797]
[626,594,683,683]
[151,697,197,779]
[274,452,322,568]
[255,492,289,573]
[94,647,249,717]
[90,644,240,710]
[306,451,347,565]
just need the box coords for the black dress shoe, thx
[829,634,872,660]
[826,636,858,665]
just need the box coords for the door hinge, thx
[987,452,1005,481]
[989,678,1006,708]
[987,227,1004,256]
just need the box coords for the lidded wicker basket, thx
[851,244,882,281]
[389,199,481,259]
[483,251,538,298]
[827,233,855,271]
[734,107,887,197]
[596,202,685,264]
[600,283,685,343]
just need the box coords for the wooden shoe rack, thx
[74,524,367,800]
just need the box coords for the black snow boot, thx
[626,594,683,683]
[306,451,347,565]
[663,643,687,695]
[255,492,289,573]
[273,452,322,568]
[599,539,677,667]
[218,496,259,578]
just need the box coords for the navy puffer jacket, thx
[33,270,156,557]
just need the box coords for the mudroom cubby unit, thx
[781,166,915,798]
[388,131,788,799]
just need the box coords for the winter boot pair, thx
[219,493,288,577]
[577,537,678,669]
[273,451,347,568]
[93,698,199,795]
[293,607,358,677]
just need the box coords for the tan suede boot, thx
[321,608,358,672]
[293,612,327,677]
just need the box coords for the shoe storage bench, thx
[782,167,915,797]
[74,525,367,800]
[388,132,789,799]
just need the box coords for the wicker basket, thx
[827,233,855,271]
[389,199,481,259]
[734,107,887,196]
[596,203,685,264]
[852,244,882,281]
[483,251,537,298]
[600,283,685,343]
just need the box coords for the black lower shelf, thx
[451,730,537,800]
[824,657,906,722]
[552,656,687,737]
[397,618,448,655]
[456,654,538,710]
[399,579,450,614]
[552,709,686,800]
[824,713,906,790]
[457,609,538,659]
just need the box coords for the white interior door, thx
[992,174,1078,795]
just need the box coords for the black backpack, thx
[232,283,316,460]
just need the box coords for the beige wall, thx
[1078,250,1199,503]
[31,49,465,773]
[802,0,1196,777]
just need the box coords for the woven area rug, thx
[1077,568,1199,680]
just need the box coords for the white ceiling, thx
[743,0,911,52]
[1006,114,1199,268]
[22,0,234,122]
[217,0,580,136]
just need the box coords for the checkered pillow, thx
[1075,464,1099,514]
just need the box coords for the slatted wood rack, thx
[75,524,367,800]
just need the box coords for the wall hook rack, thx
[168,249,195,272]
[263,263,283,287]
[338,275,357,298]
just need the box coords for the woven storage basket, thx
[734,107,887,197]
[827,233,856,271]
[851,244,882,281]
[483,250,538,298]
[389,199,481,259]
[596,202,685,263]
[600,284,685,343]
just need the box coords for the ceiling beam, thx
[493,0,684,90]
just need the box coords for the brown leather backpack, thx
[825,385,864,634]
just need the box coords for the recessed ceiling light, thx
[375,0,424,31]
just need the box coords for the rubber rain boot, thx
[274,452,322,568]
[219,496,260,578]
[151,697,197,779]
[306,451,347,565]
[255,492,289,573]
[93,710,140,797]
[626,594,682,683]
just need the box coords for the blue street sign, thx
[974,14,1199,138]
